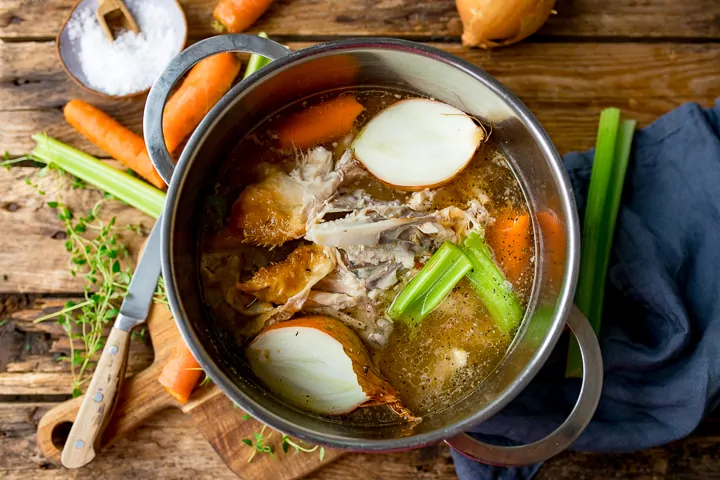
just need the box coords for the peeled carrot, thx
[162,53,242,153]
[213,0,273,33]
[485,209,532,286]
[63,100,165,189]
[158,345,203,405]
[276,95,365,149]
[537,209,566,292]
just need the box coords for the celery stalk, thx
[243,32,273,79]
[462,233,523,334]
[566,111,635,377]
[387,242,472,325]
[588,119,635,326]
[31,134,166,219]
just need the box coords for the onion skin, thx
[456,0,556,48]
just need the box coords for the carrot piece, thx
[162,53,242,153]
[158,345,203,405]
[213,0,273,33]
[63,100,165,190]
[485,209,532,286]
[276,95,365,149]
[537,209,566,292]
[537,209,566,290]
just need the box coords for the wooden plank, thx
[0,297,154,394]
[2,400,720,479]
[0,167,155,293]
[0,403,235,478]
[2,42,718,157]
[6,41,720,110]
[0,0,718,40]
[0,372,74,395]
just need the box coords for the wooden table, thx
[1,0,719,478]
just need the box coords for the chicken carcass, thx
[237,243,335,304]
[306,200,489,263]
[306,248,367,310]
[228,148,354,247]
[233,244,336,334]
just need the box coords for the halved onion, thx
[246,316,415,418]
[351,99,485,190]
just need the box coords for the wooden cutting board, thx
[36,301,345,478]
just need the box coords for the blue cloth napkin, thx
[452,99,720,480]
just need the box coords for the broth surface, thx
[198,87,534,420]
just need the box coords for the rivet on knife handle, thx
[61,325,131,468]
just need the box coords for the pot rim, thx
[161,37,580,451]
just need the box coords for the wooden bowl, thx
[57,0,188,99]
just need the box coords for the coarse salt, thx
[65,0,184,96]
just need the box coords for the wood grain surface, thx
[2,0,720,478]
[2,400,720,479]
[30,296,343,479]
[1,0,718,40]
[2,42,718,157]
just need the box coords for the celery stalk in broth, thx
[388,242,472,325]
[462,232,523,334]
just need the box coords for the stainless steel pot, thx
[143,35,603,466]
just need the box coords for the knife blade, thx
[61,218,163,469]
[116,219,163,331]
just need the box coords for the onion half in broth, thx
[246,316,418,420]
[351,98,485,190]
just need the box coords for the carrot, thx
[63,100,165,190]
[276,95,365,149]
[162,53,242,153]
[158,345,203,405]
[537,209,566,292]
[485,209,532,287]
[213,0,273,33]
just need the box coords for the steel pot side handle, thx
[445,305,603,467]
[144,35,291,185]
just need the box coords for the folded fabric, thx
[453,99,720,480]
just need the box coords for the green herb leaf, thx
[242,439,253,447]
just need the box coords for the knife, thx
[61,220,163,469]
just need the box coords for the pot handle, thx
[445,305,603,466]
[143,34,291,185]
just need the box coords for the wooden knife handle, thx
[37,358,176,464]
[61,326,131,468]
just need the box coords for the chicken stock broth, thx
[199,87,534,421]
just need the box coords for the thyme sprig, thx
[238,411,326,463]
[22,168,164,396]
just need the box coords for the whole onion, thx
[456,0,556,48]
